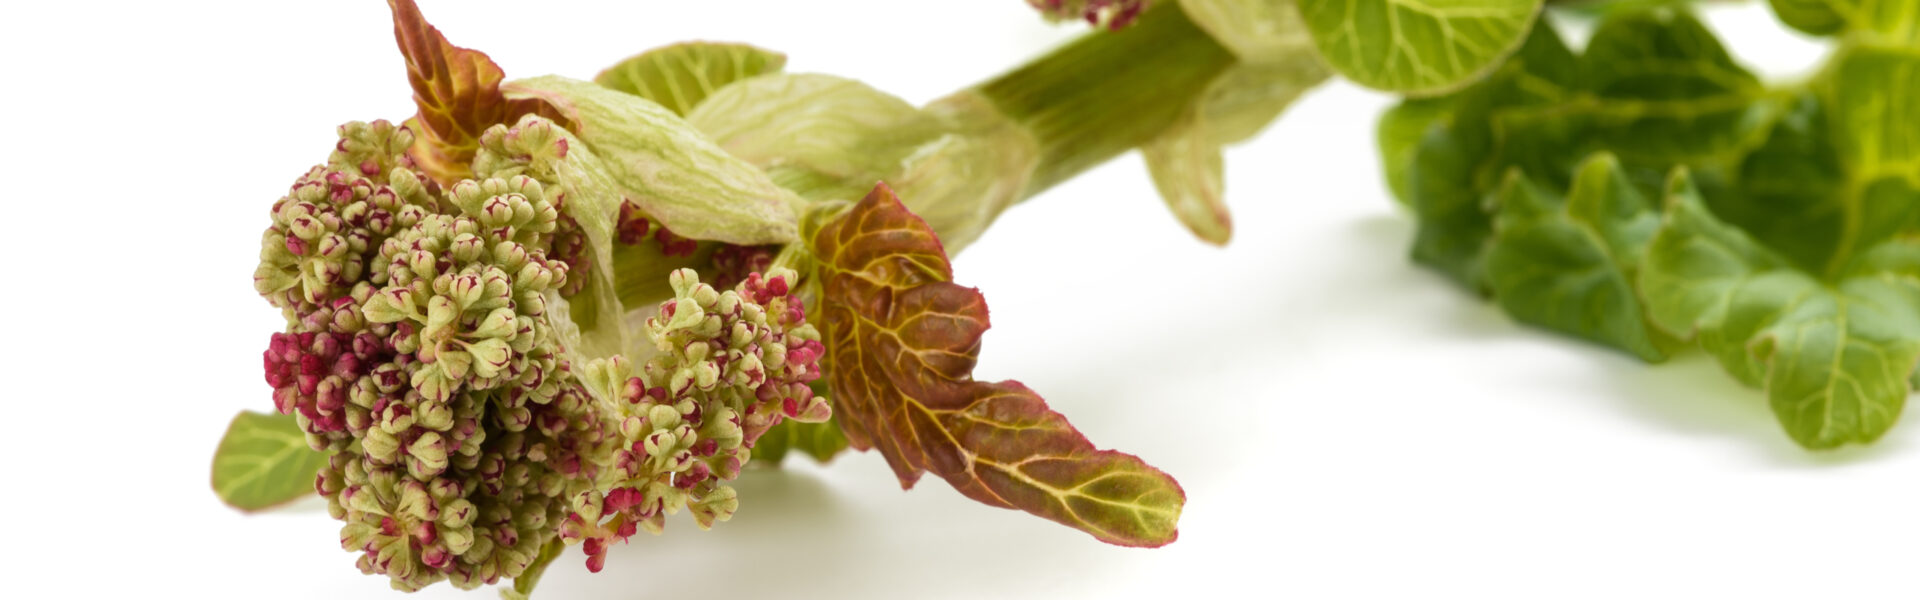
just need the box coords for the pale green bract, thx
[1142,113,1233,244]
[504,75,803,247]
[211,411,330,511]
[1143,0,1333,244]
[1296,0,1541,94]
[594,42,787,117]
[686,73,1042,254]
[687,73,926,206]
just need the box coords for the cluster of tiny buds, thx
[1030,0,1149,29]
[258,119,615,592]
[561,267,830,572]
[254,119,438,315]
[470,116,595,299]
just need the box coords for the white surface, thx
[5,1,1912,599]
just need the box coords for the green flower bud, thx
[417,400,453,432]
[689,485,738,530]
[398,480,434,521]
[361,289,415,324]
[407,432,449,478]
[693,360,720,390]
[647,405,681,430]
[363,427,401,463]
[465,338,513,379]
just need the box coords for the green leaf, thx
[1826,45,1920,176]
[1392,11,1776,290]
[1768,0,1849,36]
[1378,96,1456,205]
[1297,0,1542,94]
[211,411,329,512]
[1484,153,1668,360]
[1381,10,1920,449]
[1397,23,1579,289]
[1716,45,1920,277]
[594,42,787,116]
[1767,0,1920,42]
[1640,174,1920,448]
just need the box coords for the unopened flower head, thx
[255,116,829,591]
[254,120,439,316]
[565,267,829,572]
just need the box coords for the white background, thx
[5,1,1914,598]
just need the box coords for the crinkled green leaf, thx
[1827,45,1920,175]
[1484,153,1668,360]
[1382,10,1920,449]
[594,42,787,116]
[1768,0,1920,42]
[1378,96,1456,204]
[504,75,801,246]
[1393,11,1775,290]
[1640,174,1920,448]
[211,411,329,512]
[1297,0,1542,94]
[1715,45,1920,276]
[1398,23,1579,288]
[807,184,1184,547]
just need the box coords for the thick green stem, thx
[976,2,1238,195]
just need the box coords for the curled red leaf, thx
[387,0,572,183]
[810,183,1184,547]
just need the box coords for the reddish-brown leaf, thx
[810,184,1184,547]
[386,0,572,183]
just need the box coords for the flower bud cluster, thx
[1030,0,1149,29]
[253,120,832,591]
[471,115,594,297]
[325,173,618,590]
[254,120,439,316]
[562,268,830,572]
[253,122,621,591]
